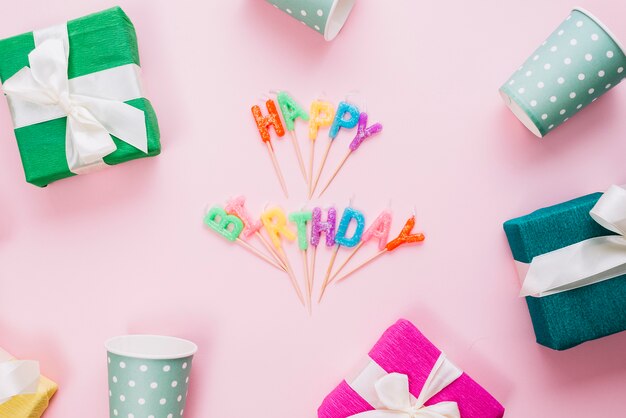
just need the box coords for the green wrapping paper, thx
[0,7,160,187]
[504,193,626,350]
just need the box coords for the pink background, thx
[1,0,626,416]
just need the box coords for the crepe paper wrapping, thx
[204,206,244,242]
[261,207,296,250]
[362,210,392,250]
[349,113,383,152]
[309,100,335,140]
[335,207,365,248]
[504,192,626,350]
[252,99,285,143]
[318,319,505,418]
[346,356,462,418]
[0,377,56,418]
[0,349,57,418]
[311,207,337,247]
[329,101,360,139]
[289,211,312,250]
[277,91,309,132]
[225,196,263,240]
[0,7,161,187]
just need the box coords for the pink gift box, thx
[318,319,505,418]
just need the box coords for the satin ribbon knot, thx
[518,184,626,297]
[1,25,148,173]
[349,354,461,418]
[55,92,73,115]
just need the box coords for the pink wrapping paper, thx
[318,319,505,418]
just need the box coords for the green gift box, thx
[504,192,626,350]
[0,6,160,187]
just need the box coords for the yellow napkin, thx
[0,352,57,418]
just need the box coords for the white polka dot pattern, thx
[500,9,626,137]
[265,0,354,40]
[107,352,193,418]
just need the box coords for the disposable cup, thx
[266,0,356,41]
[500,8,626,137]
[105,335,197,418]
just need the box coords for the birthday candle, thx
[349,112,384,151]
[277,91,309,132]
[362,209,393,250]
[261,207,297,249]
[329,101,360,139]
[311,101,360,198]
[386,216,425,251]
[334,215,425,284]
[225,196,263,239]
[326,208,392,286]
[320,206,365,301]
[335,207,366,248]
[277,91,309,185]
[261,207,306,306]
[251,99,285,143]
[289,211,313,251]
[204,206,244,241]
[252,99,289,197]
[289,210,314,311]
[317,112,383,198]
[226,196,289,271]
[309,100,335,140]
[204,205,286,271]
[310,207,337,247]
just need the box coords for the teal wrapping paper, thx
[504,192,626,350]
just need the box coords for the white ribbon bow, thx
[0,349,40,405]
[519,185,626,297]
[348,354,461,418]
[2,24,148,174]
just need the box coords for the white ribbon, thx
[519,185,626,297]
[2,23,148,174]
[0,348,40,405]
[347,354,462,418]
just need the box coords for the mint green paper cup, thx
[266,0,355,41]
[500,8,626,137]
[106,335,198,418]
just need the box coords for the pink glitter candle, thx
[362,210,393,250]
[225,196,263,240]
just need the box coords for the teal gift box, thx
[0,7,161,187]
[504,192,626,350]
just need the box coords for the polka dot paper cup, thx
[266,0,355,41]
[500,8,626,137]
[106,335,197,418]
